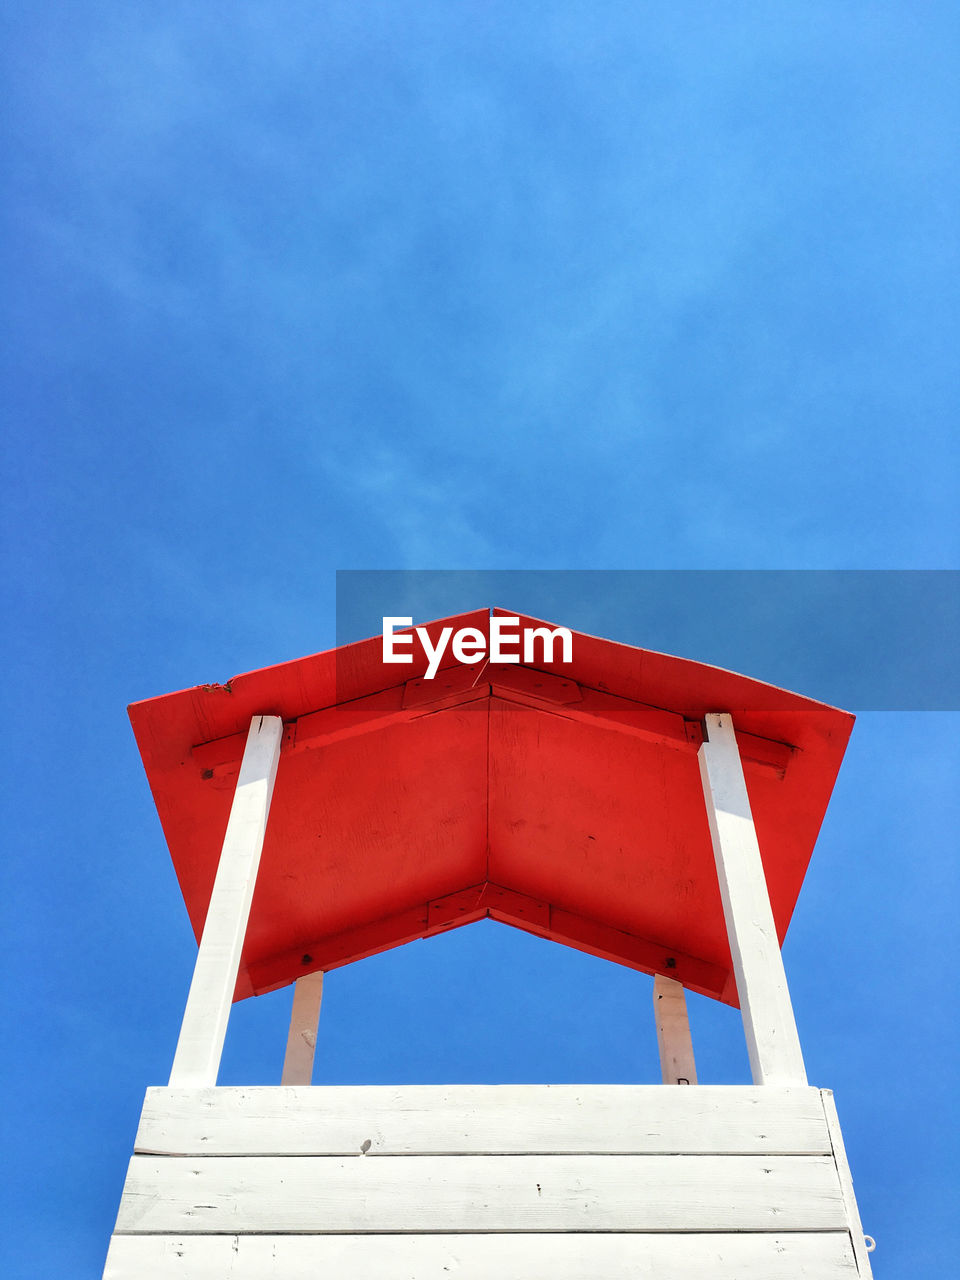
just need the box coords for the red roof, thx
[128,609,854,1006]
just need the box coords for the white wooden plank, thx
[104,1231,860,1279]
[135,1084,832,1156]
[654,975,698,1085]
[114,1153,846,1234]
[698,713,807,1085]
[169,716,283,1089]
[821,1089,874,1278]
[281,971,324,1085]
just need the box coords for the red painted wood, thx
[128,609,853,1005]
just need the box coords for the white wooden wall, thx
[104,1084,871,1279]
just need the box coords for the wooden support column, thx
[169,715,283,1088]
[698,713,807,1086]
[653,974,697,1085]
[281,971,324,1085]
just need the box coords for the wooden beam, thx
[653,975,698,1085]
[243,887,732,1003]
[821,1089,875,1278]
[280,971,324,1085]
[193,672,794,782]
[169,715,283,1088]
[104,1231,862,1279]
[134,1084,832,1157]
[698,713,806,1086]
[115,1152,848,1234]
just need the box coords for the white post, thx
[281,971,324,1085]
[698,713,807,1086]
[653,974,698,1085]
[169,715,283,1088]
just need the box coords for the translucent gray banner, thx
[336,570,959,711]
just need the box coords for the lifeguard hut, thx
[104,609,874,1278]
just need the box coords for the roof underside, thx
[128,609,854,1006]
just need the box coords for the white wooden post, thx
[698,713,807,1086]
[653,974,697,1085]
[169,715,283,1088]
[281,971,324,1085]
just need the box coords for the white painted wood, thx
[114,1152,846,1234]
[103,1231,860,1279]
[134,1084,832,1156]
[821,1089,874,1279]
[168,715,283,1088]
[654,975,698,1085]
[698,713,807,1086]
[280,971,323,1085]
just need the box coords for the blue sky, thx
[2,3,958,1276]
